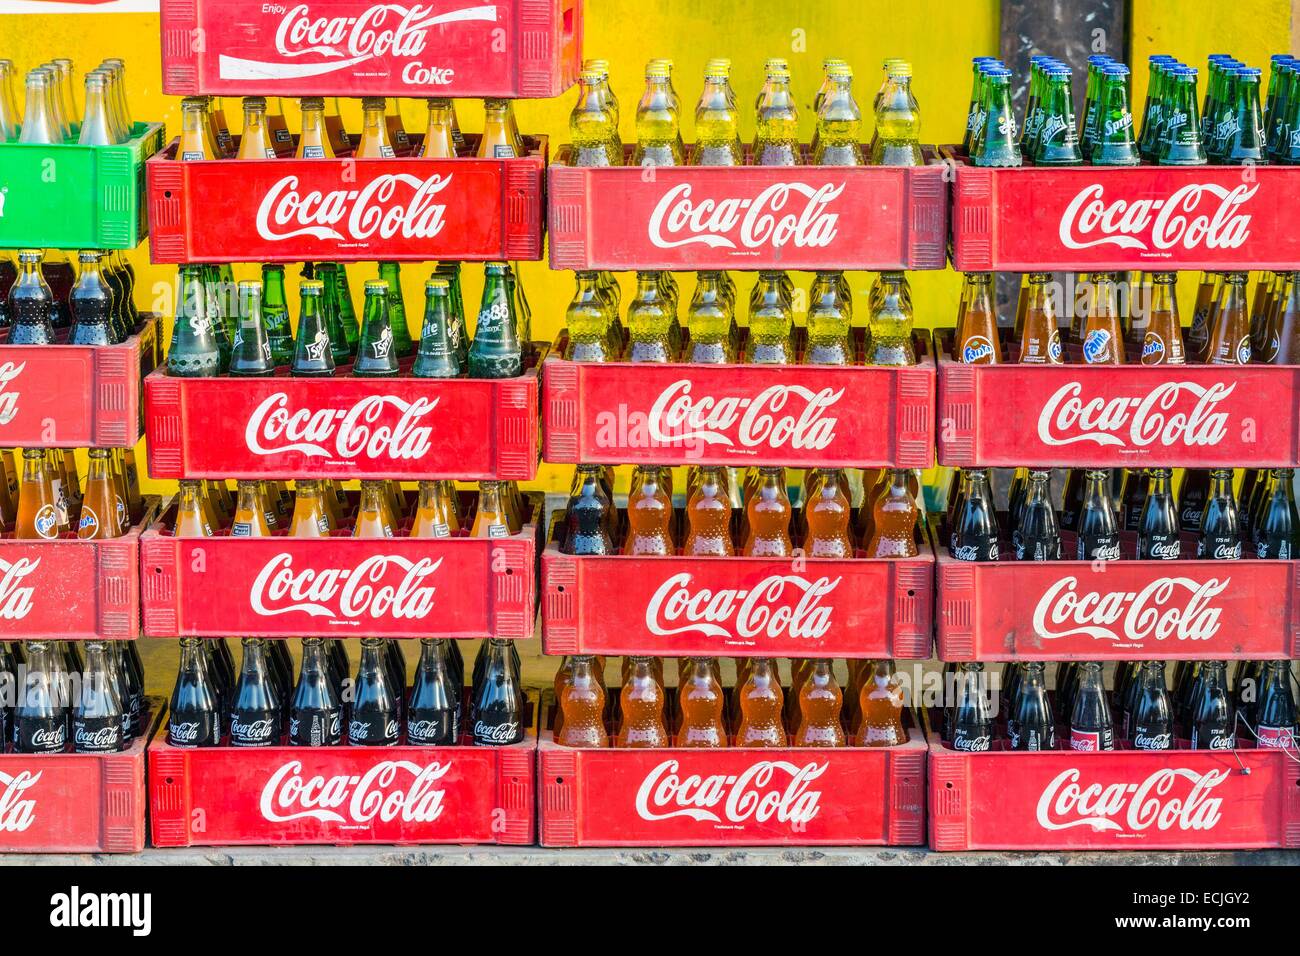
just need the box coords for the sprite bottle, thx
[468,262,522,378]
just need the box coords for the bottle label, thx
[289,709,341,747]
[77,507,100,537]
[1070,726,1114,752]
[181,150,207,161]
[960,335,994,364]
[1082,329,1114,363]
[1192,726,1235,751]
[33,503,58,539]
[1131,726,1174,751]
[1141,333,1166,363]
[231,521,254,537]
[301,145,326,159]
[951,537,998,562]
[1255,725,1296,749]
[1197,536,1242,560]
[168,713,221,748]
[73,715,123,753]
[274,128,292,144]
[1077,532,1121,561]
[472,718,521,746]
[950,727,992,752]
[487,523,509,539]
[1256,536,1294,560]
[407,712,455,745]
[17,716,67,754]
[230,711,280,746]
[348,716,400,746]
[1140,533,1182,560]
[1016,535,1061,561]
[492,144,515,159]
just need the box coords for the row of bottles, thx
[0,249,139,343]
[563,269,917,366]
[561,464,921,558]
[170,477,527,540]
[0,640,145,754]
[551,656,909,749]
[947,467,1298,562]
[2,446,144,540]
[165,260,529,380]
[0,57,136,146]
[167,637,525,748]
[174,95,526,161]
[570,55,923,167]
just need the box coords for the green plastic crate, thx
[0,121,164,250]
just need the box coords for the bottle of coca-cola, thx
[1129,661,1174,750]
[1253,659,1297,748]
[1069,661,1114,751]
[203,641,230,730]
[15,641,69,754]
[1234,660,1261,727]
[168,638,221,747]
[1059,469,1085,532]
[1190,660,1235,750]
[230,638,282,747]
[1177,468,1211,535]
[950,662,993,752]
[1137,468,1181,559]
[385,639,407,720]
[1014,469,1060,560]
[106,643,134,744]
[1007,660,1055,751]
[470,639,524,746]
[73,641,125,754]
[1121,468,1147,531]
[290,639,342,747]
[1077,470,1121,561]
[1199,468,1243,559]
[0,643,15,748]
[1171,661,1200,727]
[349,638,400,746]
[327,639,350,698]
[950,468,999,561]
[1055,661,1079,725]
[1255,468,1298,559]
[1000,661,1021,717]
[407,639,458,745]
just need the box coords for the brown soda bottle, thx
[736,657,787,747]
[1012,273,1029,341]
[1080,272,1125,364]
[551,657,572,739]
[172,479,212,537]
[15,448,60,539]
[1186,272,1221,363]
[856,659,907,746]
[865,469,919,558]
[175,96,216,160]
[676,657,728,747]
[1272,271,1300,364]
[354,97,396,158]
[77,449,120,539]
[1142,272,1186,365]
[624,464,675,555]
[953,271,1001,364]
[1018,272,1063,364]
[231,481,271,537]
[411,480,455,538]
[684,465,734,556]
[501,480,523,534]
[794,659,846,747]
[0,449,17,529]
[557,655,608,748]
[615,656,668,747]
[353,481,395,538]
[289,479,332,537]
[742,466,792,556]
[1206,271,1251,365]
[236,96,278,159]
[419,98,458,157]
[1249,272,1279,357]
[477,99,522,158]
[805,468,855,557]
[471,481,512,538]
[205,480,232,528]
[295,97,333,158]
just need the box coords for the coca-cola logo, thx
[0,557,40,620]
[231,717,277,742]
[0,770,40,832]
[29,726,66,750]
[245,393,438,461]
[1145,540,1182,560]
[635,759,826,826]
[259,759,451,824]
[0,361,25,427]
[1058,182,1255,252]
[255,173,453,243]
[74,725,121,749]
[647,182,843,251]
[645,571,839,642]
[1033,576,1227,643]
[1036,767,1228,833]
[646,380,842,451]
[250,553,442,621]
[219,3,496,82]
[169,720,202,743]
[1133,732,1173,751]
[1037,381,1233,449]
[472,720,518,744]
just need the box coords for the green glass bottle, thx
[291,279,335,377]
[1078,55,1109,161]
[1092,64,1141,166]
[504,263,532,346]
[1137,56,1175,161]
[334,262,360,355]
[1266,59,1295,160]
[962,58,997,154]
[412,278,461,378]
[972,66,1021,167]
[200,264,232,370]
[259,264,293,367]
[1158,65,1207,165]
[562,271,610,361]
[467,262,522,379]
[1034,65,1082,166]
[166,264,223,377]
[1278,68,1300,163]
[229,280,275,377]
[316,263,353,366]
[377,261,414,358]
[1223,66,1267,164]
[353,279,399,377]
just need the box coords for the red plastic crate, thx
[542,331,935,468]
[160,0,582,99]
[139,494,540,639]
[144,345,542,482]
[927,720,1300,851]
[0,700,161,854]
[541,533,934,660]
[0,316,157,449]
[935,330,1300,467]
[548,147,948,271]
[147,698,537,847]
[936,539,1300,662]
[146,136,547,263]
[947,150,1300,271]
[0,500,158,642]
[538,724,927,847]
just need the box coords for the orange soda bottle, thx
[411,480,455,538]
[677,657,728,747]
[353,480,395,538]
[558,655,608,747]
[742,466,792,556]
[172,479,212,537]
[624,464,675,555]
[471,481,512,538]
[77,448,120,539]
[794,659,846,747]
[805,468,855,557]
[1080,272,1125,365]
[289,479,333,536]
[865,469,919,558]
[0,450,16,529]
[231,480,272,537]
[552,656,573,738]
[684,465,734,556]
[856,659,907,747]
[736,657,787,747]
[615,656,668,747]
[15,448,60,539]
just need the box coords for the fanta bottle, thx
[865,469,919,557]
[857,659,907,747]
[558,655,608,747]
[805,468,855,557]
[684,466,734,556]
[15,448,60,540]
[625,465,675,555]
[794,659,846,747]
[289,480,333,536]
[736,657,788,747]
[411,479,455,538]
[953,272,1002,364]
[471,481,512,538]
[676,657,728,747]
[1080,272,1125,364]
[615,656,668,747]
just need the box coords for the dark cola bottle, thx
[407,639,459,745]
[1055,661,1079,725]
[73,642,125,754]
[1069,661,1115,752]
[1177,469,1211,535]
[1191,660,1235,751]
[562,464,614,555]
[471,639,524,746]
[1253,659,1298,749]
[123,640,145,737]
[1007,660,1055,751]
[349,638,400,746]
[1234,660,1262,727]
[950,662,993,752]
[6,251,56,346]
[1172,661,1201,727]
[1121,468,1147,531]
[290,639,342,747]
[0,643,16,747]
[1000,661,1021,717]
[1077,470,1121,561]
[15,641,69,754]
[1129,661,1174,751]
[1137,468,1181,560]
[1006,468,1028,531]
[69,251,119,346]
[1014,469,1060,560]
[1121,661,1144,737]
[1255,468,1299,560]
[229,639,282,747]
[1199,468,1243,560]
[104,643,133,745]
[950,468,999,561]
[1059,469,1085,532]
[168,639,221,747]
